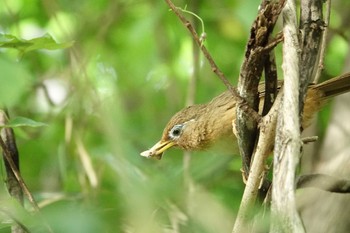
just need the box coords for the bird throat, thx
[208,132,239,156]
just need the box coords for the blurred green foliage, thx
[0,0,349,232]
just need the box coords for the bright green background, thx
[0,0,349,232]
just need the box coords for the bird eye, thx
[169,124,183,139]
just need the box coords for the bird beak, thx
[140,140,175,160]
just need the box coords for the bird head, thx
[140,105,207,160]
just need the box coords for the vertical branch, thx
[262,50,278,116]
[236,0,286,180]
[0,113,23,205]
[232,1,285,232]
[299,0,324,111]
[232,90,283,233]
[270,0,305,232]
[0,111,26,233]
[314,0,331,83]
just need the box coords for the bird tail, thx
[314,73,350,99]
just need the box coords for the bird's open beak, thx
[140,140,175,160]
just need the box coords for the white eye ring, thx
[169,124,183,139]
[168,119,195,140]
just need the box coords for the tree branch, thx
[314,0,331,83]
[0,110,54,233]
[270,0,305,232]
[0,111,26,233]
[236,0,286,180]
[232,89,283,233]
[299,0,325,113]
[164,1,238,101]
[0,111,40,212]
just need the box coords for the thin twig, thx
[164,0,231,89]
[262,33,283,116]
[163,0,261,122]
[314,0,331,83]
[301,136,318,144]
[0,136,40,212]
[175,6,206,39]
[0,115,55,233]
[261,32,284,53]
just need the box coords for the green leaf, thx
[0,34,31,49]
[5,117,47,128]
[0,33,74,56]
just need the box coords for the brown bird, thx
[141,74,350,160]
